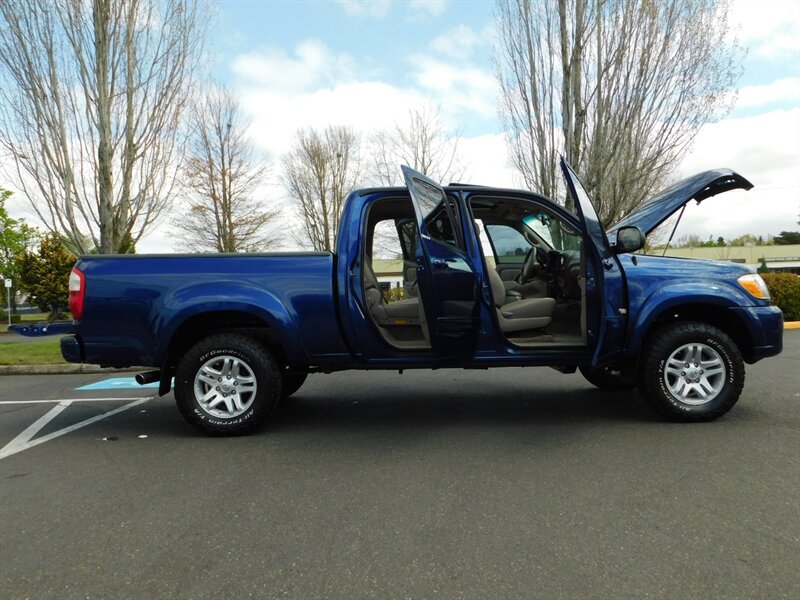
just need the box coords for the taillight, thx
[69,267,85,320]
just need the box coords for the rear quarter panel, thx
[76,253,346,367]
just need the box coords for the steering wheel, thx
[518,246,549,283]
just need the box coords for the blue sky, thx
[207,0,800,119]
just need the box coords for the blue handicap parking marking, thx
[76,377,159,391]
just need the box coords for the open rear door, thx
[402,165,479,360]
[560,159,627,366]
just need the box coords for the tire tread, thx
[638,321,744,422]
[174,333,280,435]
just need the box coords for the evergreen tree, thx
[17,233,75,319]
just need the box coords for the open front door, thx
[560,159,627,366]
[401,165,479,359]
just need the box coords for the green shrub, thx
[762,273,800,321]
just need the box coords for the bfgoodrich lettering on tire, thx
[638,322,744,422]
[174,334,281,435]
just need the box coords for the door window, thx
[406,175,463,250]
[373,220,404,260]
[484,224,530,265]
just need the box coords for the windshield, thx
[522,213,581,252]
[523,214,554,248]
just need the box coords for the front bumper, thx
[729,305,783,363]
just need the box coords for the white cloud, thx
[408,0,448,17]
[227,37,498,157]
[410,54,497,118]
[336,0,392,19]
[231,40,355,92]
[675,107,800,239]
[679,108,800,182]
[240,81,432,158]
[729,0,800,59]
[429,24,483,60]
[457,133,516,187]
[735,77,800,108]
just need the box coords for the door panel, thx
[396,219,419,298]
[401,166,479,359]
[560,159,627,366]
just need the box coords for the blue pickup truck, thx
[61,161,783,434]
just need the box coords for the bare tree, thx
[494,0,742,223]
[176,88,279,253]
[367,105,464,186]
[283,126,361,252]
[0,0,205,254]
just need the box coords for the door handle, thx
[432,258,456,270]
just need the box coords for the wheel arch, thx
[634,302,753,363]
[157,308,300,396]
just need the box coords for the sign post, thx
[4,278,11,328]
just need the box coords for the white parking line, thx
[0,397,152,405]
[0,397,152,460]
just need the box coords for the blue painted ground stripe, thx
[76,377,165,391]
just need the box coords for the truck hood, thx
[609,169,753,236]
[628,253,754,278]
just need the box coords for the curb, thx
[785,321,800,330]
[0,364,143,375]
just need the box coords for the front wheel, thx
[638,322,744,422]
[174,334,281,435]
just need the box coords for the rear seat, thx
[364,261,420,323]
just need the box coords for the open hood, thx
[608,169,753,236]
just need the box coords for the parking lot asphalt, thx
[1,332,798,599]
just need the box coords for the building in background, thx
[655,245,800,274]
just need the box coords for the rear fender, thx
[154,282,308,368]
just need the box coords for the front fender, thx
[627,281,757,353]
[153,281,308,366]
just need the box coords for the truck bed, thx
[71,252,347,368]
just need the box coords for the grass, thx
[19,312,55,322]
[0,337,66,365]
[15,312,72,322]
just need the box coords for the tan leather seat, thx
[488,268,555,333]
[364,261,419,323]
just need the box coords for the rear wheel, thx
[638,322,744,422]
[174,334,281,435]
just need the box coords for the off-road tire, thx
[174,334,281,435]
[638,322,744,422]
[579,365,637,390]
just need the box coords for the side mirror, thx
[612,226,646,254]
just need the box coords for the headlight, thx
[737,274,770,300]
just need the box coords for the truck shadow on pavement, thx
[272,386,657,435]
[34,380,758,450]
